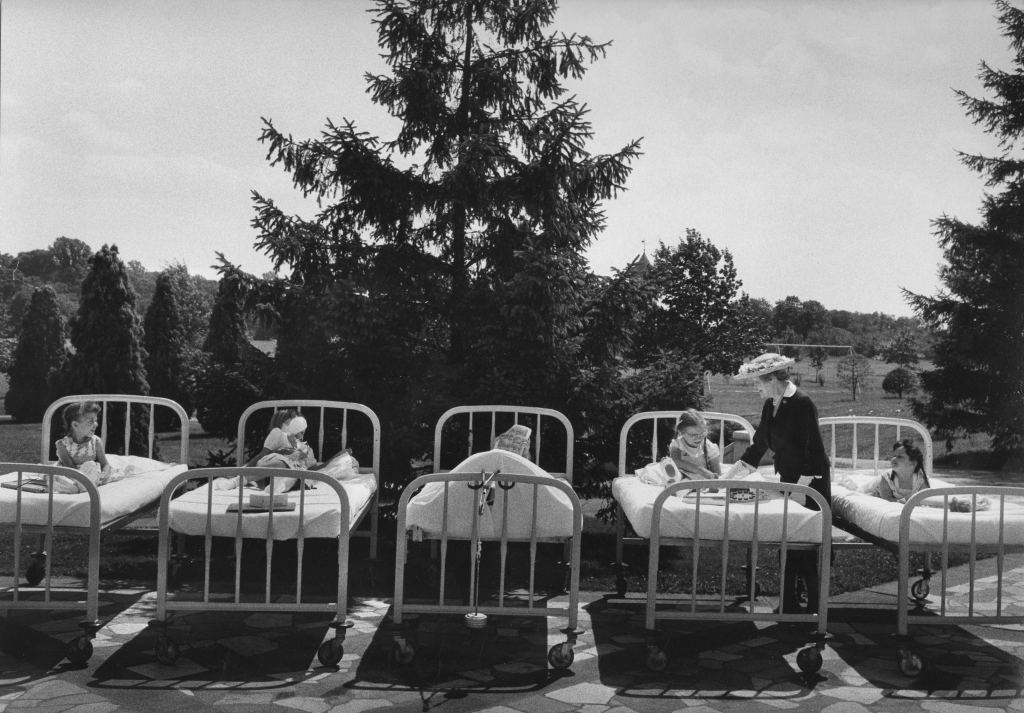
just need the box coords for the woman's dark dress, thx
[739,387,831,612]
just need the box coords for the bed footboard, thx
[635,478,831,674]
[392,470,583,670]
[151,467,355,667]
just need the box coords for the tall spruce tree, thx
[144,271,193,430]
[906,0,1024,459]
[57,244,149,455]
[225,0,647,501]
[4,286,68,422]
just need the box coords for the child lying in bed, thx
[872,439,930,504]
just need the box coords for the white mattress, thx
[831,470,1024,546]
[406,450,575,539]
[0,455,188,528]
[167,473,375,540]
[613,475,826,544]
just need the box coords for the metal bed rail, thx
[41,394,190,464]
[433,405,575,482]
[392,470,584,670]
[639,478,831,674]
[150,467,356,667]
[898,485,1024,630]
[820,416,932,477]
[0,464,101,663]
[237,400,381,559]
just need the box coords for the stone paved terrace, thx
[3,555,1024,713]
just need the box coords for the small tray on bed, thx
[226,502,297,514]
[2,481,50,494]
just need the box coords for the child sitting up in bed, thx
[248,410,317,470]
[669,410,722,480]
[215,410,357,490]
[873,439,930,503]
[52,401,136,493]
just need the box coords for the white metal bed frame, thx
[614,411,756,595]
[148,399,382,667]
[235,400,380,558]
[0,394,190,663]
[391,405,584,670]
[614,411,830,674]
[821,416,1024,677]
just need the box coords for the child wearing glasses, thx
[668,409,722,480]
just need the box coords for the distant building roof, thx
[626,252,652,275]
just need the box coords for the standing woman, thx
[730,352,830,614]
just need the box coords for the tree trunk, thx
[448,3,475,364]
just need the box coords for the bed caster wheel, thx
[911,579,930,601]
[155,638,180,665]
[392,641,416,666]
[548,643,574,670]
[25,562,45,587]
[898,650,924,677]
[318,638,344,667]
[65,637,93,664]
[615,574,627,598]
[646,650,669,673]
[796,647,822,674]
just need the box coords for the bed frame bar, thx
[433,405,574,483]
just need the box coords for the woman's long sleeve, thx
[740,401,771,467]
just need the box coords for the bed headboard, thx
[433,405,575,483]
[236,400,381,477]
[617,411,756,476]
[41,394,190,464]
[818,416,933,476]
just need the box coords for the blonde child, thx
[668,409,722,480]
[53,401,133,493]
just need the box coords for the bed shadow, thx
[826,605,1024,696]
[585,594,829,702]
[343,604,572,707]
[88,608,340,690]
[0,587,149,679]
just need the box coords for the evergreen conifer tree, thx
[4,286,68,422]
[57,244,149,455]
[907,0,1024,459]
[144,271,194,430]
[193,275,264,441]
[223,0,646,501]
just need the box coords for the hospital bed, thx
[392,405,583,670]
[823,416,1024,677]
[149,400,380,667]
[0,394,190,663]
[613,411,831,674]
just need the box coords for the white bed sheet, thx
[831,470,1024,546]
[613,475,826,543]
[406,450,575,539]
[167,474,375,540]
[0,455,188,528]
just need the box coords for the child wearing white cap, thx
[256,409,317,470]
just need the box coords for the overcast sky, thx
[0,0,1008,316]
